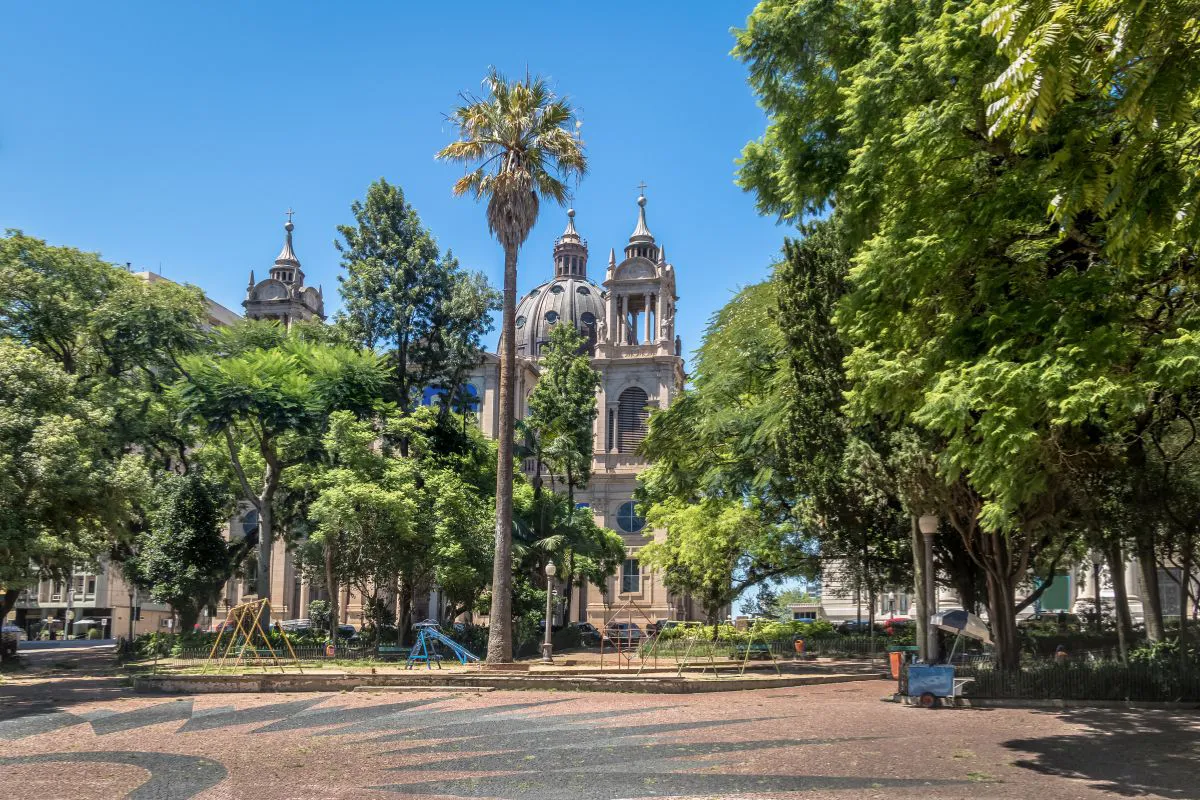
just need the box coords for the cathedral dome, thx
[513,210,606,357]
[515,275,606,357]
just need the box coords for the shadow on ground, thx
[1003,708,1200,798]
[0,645,128,722]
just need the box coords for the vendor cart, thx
[906,609,991,708]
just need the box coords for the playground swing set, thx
[598,599,783,678]
[202,598,302,674]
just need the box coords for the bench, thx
[376,645,411,662]
[731,643,772,660]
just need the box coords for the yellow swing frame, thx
[202,599,302,674]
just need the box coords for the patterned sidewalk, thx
[0,675,1196,799]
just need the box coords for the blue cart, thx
[907,664,972,708]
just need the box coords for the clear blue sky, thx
[0,2,791,358]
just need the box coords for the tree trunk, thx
[1092,558,1103,632]
[1180,529,1193,680]
[985,572,1021,669]
[1136,529,1166,642]
[1107,542,1134,663]
[486,243,519,663]
[177,604,200,634]
[340,584,350,624]
[398,576,413,647]
[324,540,338,648]
[910,516,927,662]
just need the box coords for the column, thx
[607,404,618,452]
[643,292,652,343]
[606,291,617,347]
[298,579,311,619]
[270,539,289,619]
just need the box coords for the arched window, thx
[616,501,645,533]
[617,387,649,453]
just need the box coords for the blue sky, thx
[0,2,792,360]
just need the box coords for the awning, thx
[930,609,992,644]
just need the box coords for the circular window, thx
[545,311,559,324]
[616,501,645,533]
[581,312,596,326]
[550,284,565,294]
[516,316,526,328]
[528,289,539,298]
[577,286,591,296]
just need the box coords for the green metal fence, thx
[954,662,1200,702]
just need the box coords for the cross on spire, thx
[285,208,295,223]
[636,180,647,195]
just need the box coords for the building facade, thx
[10,199,700,637]
[464,195,694,629]
[223,196,697,631]
[817,556,1174,625]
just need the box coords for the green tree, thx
[437,69,587,662]
[522,321,604,620]
[636,279,817,596]
[174,323,388,606]
[0,230,208,466]
[735,0,1182,665]
[983,0,1200,259]
[128,470,242,632]
[303,412,420,644]
[335,179,499,421]
[0,340,147,637]
[639,497,809,639]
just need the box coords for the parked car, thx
[570,622,601,645]
[279,619,358,641]
[645,619,682,637]
[838,619,874,632]
[1018,611,1082,629]
[604,622,643,645]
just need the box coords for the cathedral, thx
[226,192,698,631]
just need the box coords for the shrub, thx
[86,628,102,640]
[308,600,331,631]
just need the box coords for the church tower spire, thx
[553,208,588,278]
[243,209,325,325]
[269,209,304,285]
[624,187,658,262]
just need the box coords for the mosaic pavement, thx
[0,681,1194,799]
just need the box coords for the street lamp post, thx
[541,563,557,663]
[918,514,940,662]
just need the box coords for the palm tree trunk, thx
[486,243,519,663]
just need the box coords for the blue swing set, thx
[405,620,481,670]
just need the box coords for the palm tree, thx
[437,69,586,662]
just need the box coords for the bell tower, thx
[598,190,678,355]
[243,211,326,326]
